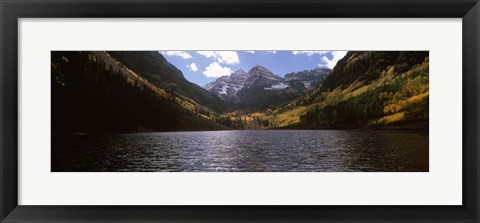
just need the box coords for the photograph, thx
[51,50,429,172]
[3,0,477,221]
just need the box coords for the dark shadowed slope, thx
[107,51,226,113]
[51,51,229,133]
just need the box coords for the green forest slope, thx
[271,51,429,130]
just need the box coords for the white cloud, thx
[188,63,198,72]
[245,51,255,54]
[196,51,240,64]
[216,51,240,64]
[266,51,277,54]
[202,62,232,78]
[161,51,192,59]
[319,51,348,69]
[292,51,329,56]
[196,51,217,58]
[290,50,347,69]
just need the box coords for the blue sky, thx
[160,51,347,87]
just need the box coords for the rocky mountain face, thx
[204,65,331,109]
[204,69,249,99]
[284,68,331,89]
[243,65,283,90]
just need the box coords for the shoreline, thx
[53,124,429,136]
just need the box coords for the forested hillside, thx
[107,51,226,112]
[271,51,429,129]
[52,51,229,133]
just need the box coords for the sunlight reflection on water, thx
[52,130,428,172]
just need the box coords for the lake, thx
[52,130,428,172]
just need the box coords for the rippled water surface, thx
[52,130,428,172]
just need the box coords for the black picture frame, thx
[1,0,479,222]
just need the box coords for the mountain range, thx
[51,51,429,133]
[204,65,331,109]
